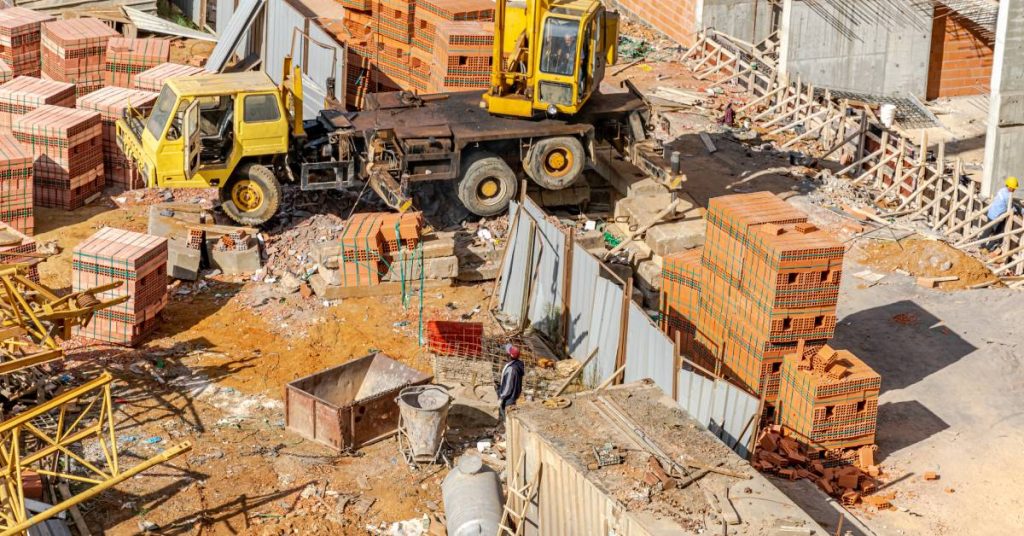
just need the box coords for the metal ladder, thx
[497,453,542,536]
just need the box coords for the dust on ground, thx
[858,238,995,290]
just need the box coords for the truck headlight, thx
[547,104,558,117]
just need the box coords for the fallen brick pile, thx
[13,105,104,210]
[41,18,119,97]
[0,7,54,78]
[660,192,880,460]
[132,62,203,92]
[0,132,34,235]
[72,227,168,346]
[328,0,493,107]
[104,37,170,89]
[753,425,894,508]
[0,221,39,281]
[77,86,158,189]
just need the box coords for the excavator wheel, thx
[457,151,517,217]
[220,163,282,226]
[524,136,585,190]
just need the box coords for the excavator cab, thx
[485,0,619,118]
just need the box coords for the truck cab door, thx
[183,99,201,180]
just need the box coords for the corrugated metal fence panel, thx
[206,0,265,72]
[173,0,202,25]
[525,208,565,341]
[215,0,235,34]
[264,0,302,83]
[623,304,675,396]
[498,200,532,322]
[566,246,621,387]
[677,367,760,458]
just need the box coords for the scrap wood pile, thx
[753,425,895,509]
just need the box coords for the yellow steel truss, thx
[0,372,191,535]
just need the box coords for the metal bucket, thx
[397,384,452,461]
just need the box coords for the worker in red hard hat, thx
[497,344,525,423]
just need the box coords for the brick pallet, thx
[41,18,119,97]
[0,7,54,78]
[412,0,493,54]
[77,86,157,189]
[0,60,9,84]
[0,132,34,235]
[0,76,75,130]
[72,227,168,346]
[372,0,416,44]
[132,62,203,92]
[777,345,881,453]
[429,21,492,92]
[13,105,104,210]
[104,37,170,89]
[0,221,39,281]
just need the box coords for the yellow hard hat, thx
[1008,176,1019,189]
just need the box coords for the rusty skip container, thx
[285,352,432,452]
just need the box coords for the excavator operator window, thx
[540,17,579,77]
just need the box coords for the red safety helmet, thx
[507,346,520,359]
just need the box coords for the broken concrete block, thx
[613,194,695,227]
[576,229,606,250]
[454,240,500,265]
[421,232,455,259]
[534,182,590,207]
[384,254,459,281]
[644,219,706,256]
[635,259,662,292]
[167,239,201,281]
[627,177,671,198]
[457,262,500,282]
[206,238,261,275]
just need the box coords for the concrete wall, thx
[778,0,933,97]
[926,6,995,99]
[982,0,1024,197]
[611,0,700,47]
[699,0,777,45]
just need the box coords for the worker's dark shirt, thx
[498,359,525,405]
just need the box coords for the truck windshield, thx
[146,86,178,139]
[540,17,578,77]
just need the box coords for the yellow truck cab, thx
[117,71,289,224]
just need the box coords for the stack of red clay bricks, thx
[0,221,39,281]
[77,87,157,190]
[427,21,493,93]
[0,132,34,235]
[328,0,493,107]
[0,7,54,78]
[13,105,104,210]
[41,18,119,97]
[411,0,493,92]
[132,62,203,92]
[777,344,881,455]
[0,76,75,130]
[104,37,170,89]
[660,192,879,458]
[335,212,387,286]
[72,227,167,346]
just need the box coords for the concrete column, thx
[982,0,1024,197]
[776,0,794,80]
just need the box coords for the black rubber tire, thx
[524,136,585,190]
[220,163,282,226]
[457,151,518,217]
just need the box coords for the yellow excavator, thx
[117,0,680,224]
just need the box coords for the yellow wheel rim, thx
[479,178,500,199]
[543,148,572,177]
[231,180,264,212]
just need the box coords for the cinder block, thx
[644,218,706,256]
[627,178,672,197]
[455,240,500,265]
[421,232,455,259]
[576,229,605,250]
[384,254,459,281]
[614,194,694,227]
[167,239,201,280]
[534,182,591,207]
[457,262,500,282]
[206,240,261,274]
[635,259,662,292]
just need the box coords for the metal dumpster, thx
[285,352,432,452]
